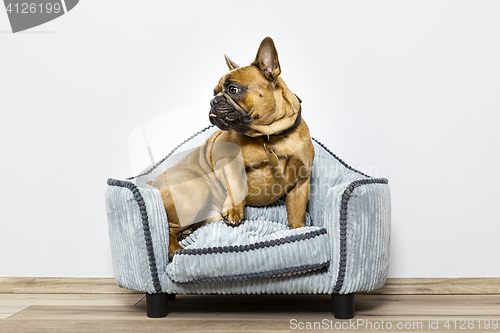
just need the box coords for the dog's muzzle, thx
[209,93,251,132]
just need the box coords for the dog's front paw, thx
[223,205,244,227]
[177,228,194,242]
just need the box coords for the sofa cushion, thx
[166,201,330,284]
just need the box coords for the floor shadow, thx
[138,294,334,314]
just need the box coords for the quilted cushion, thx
[166,200,330,284]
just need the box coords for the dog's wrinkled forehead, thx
[214,66,270,95]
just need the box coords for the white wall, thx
[1,0,499,278]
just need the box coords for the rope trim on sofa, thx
[107,178,162,293]
[311,138,371,178]
[127,125,214,180]
[333,178,389,293]
[175,228,327,256]
[176,261,330,285]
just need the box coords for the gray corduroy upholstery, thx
[105,126,391,295]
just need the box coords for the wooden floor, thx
[0,294,499,332]
[0,278,499,332]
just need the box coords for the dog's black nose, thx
[211,94,227,107]
[210,98,219,107]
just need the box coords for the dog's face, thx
[210,66,274,133]
[209,37,301,137]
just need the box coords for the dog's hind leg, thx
[168,231,183,261]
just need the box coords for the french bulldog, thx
[148,37,315,260]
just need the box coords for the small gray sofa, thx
[105,126,391,319]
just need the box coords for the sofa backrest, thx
[130,126,370,226]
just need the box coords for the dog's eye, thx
[228,86,239,94]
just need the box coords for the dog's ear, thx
[252,37,281,83]
[224,54,240,71]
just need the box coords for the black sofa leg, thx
[146,293,168,318]
[332,293,355,319]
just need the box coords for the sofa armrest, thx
[325,178,391,294]
[105,179,169,293]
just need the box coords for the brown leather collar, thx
[270,107,302,137]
